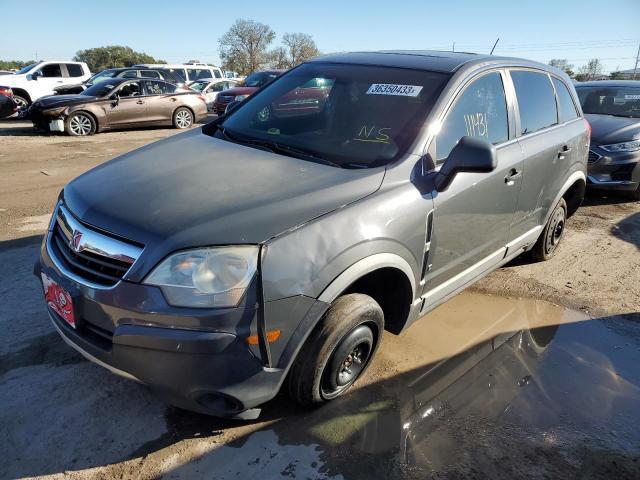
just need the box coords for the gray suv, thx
[35,51,588,418]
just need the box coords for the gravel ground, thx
[0,119,638,479]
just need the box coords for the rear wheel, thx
[65,112,96,136]
[286,293,384,406]
[532,198,567,261]
[173,107,193,129]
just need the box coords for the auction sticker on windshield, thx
[366,84,423,97]
[41,273,76,328]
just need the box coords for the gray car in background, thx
[35,51,588,418]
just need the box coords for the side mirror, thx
[111,93,120,105]
[31,71,42,80]
[434,136,497,192]
[225,100,241,114]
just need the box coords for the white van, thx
[0,61,91,108]
[134,64,223,82]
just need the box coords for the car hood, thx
[219,86,257,97]
[33,94,97,109]
[585,113,640,145]
[62,129,385,279]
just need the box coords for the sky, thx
[1,0,639,74]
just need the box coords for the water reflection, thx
[164,294,640,478]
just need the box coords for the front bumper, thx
[587,147,640,192]
[35,224,323,417]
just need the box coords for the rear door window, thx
[436,72,509,162]
[552,78,579,123]
[141,70,161,79]
[121,70,138,79]
[511,70,558,135]
[187,68,212,81]
[65,64,84,77]
[143,80,176,95]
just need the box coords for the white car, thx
[134,63,223,83]
[0,61,91,109]
[187,79,239,112]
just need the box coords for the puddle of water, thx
[162,293,640,478]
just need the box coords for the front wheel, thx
[65,112,96,136]
[286,293,384,406]
[173,107,193,129]
[532,198,567,261]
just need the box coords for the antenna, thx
[490,38,500,55]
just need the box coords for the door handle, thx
[136,100,144,105]
[504,168,522,186]
[558,145,572,159]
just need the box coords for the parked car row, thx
[0,85,18,118]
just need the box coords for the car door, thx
[423,70,523,302]
[507,70,574,239]
[142,80,177,122]
[105,80,147,127]
[31,62,66,99]
[62,63,86,86]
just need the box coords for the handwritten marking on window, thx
[353,125,391,144]
[463,113,489,138]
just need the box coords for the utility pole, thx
[633,41,640,80]
[490,38,500,55]
[452,42,455,52]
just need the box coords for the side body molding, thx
[318,253,417,303]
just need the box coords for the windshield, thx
[213,63,450,168]
[243,72,279,88]
[17,63,39,74]
[87,70,118,85]
[577,86,640,118]
[81,81,120,97]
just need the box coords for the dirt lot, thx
[0,119,639,479]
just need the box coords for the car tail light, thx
[0,86,12,97]
[584,117,591,139]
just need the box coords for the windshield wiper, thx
[210,124,342,168]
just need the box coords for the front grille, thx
[587,150,601,164]
[48,205,143,287]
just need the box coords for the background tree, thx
[575,58,603,81]
[609,71,625,80]
[548,59,575,78]
[219,19,275,75]
[268,46,289,69]
[73,45,164,72]
[281,33,319,67]
[0,60,36,71]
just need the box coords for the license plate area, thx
[41,272,76,328]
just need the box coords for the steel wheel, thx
[174,108,193,129]
[69,114,93,136]
[320,324,374,400]
[544,207,565,255]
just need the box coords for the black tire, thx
[532,198,567,261]
[173,107,193,129]
[12,95,29,109]
[65,111,96,136]
[286,293,384,406]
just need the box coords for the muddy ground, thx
[0,119,639,479]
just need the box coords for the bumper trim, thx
[48,311,142,383]
[587,175,636,186]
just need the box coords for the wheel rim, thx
[336,343,368,387]
[545,208,565,254]
[13,97,28,109]
[69,114,92,135]
[321,328,373,400]
[176,110,192,128]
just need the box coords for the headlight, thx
[235,94,249,101]
[600,140,640,153]
[144,246,259,308]
[44,106,67,116]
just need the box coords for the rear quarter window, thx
[65,64,84,77]
[511,70,558,135]
[552,78,579,123]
